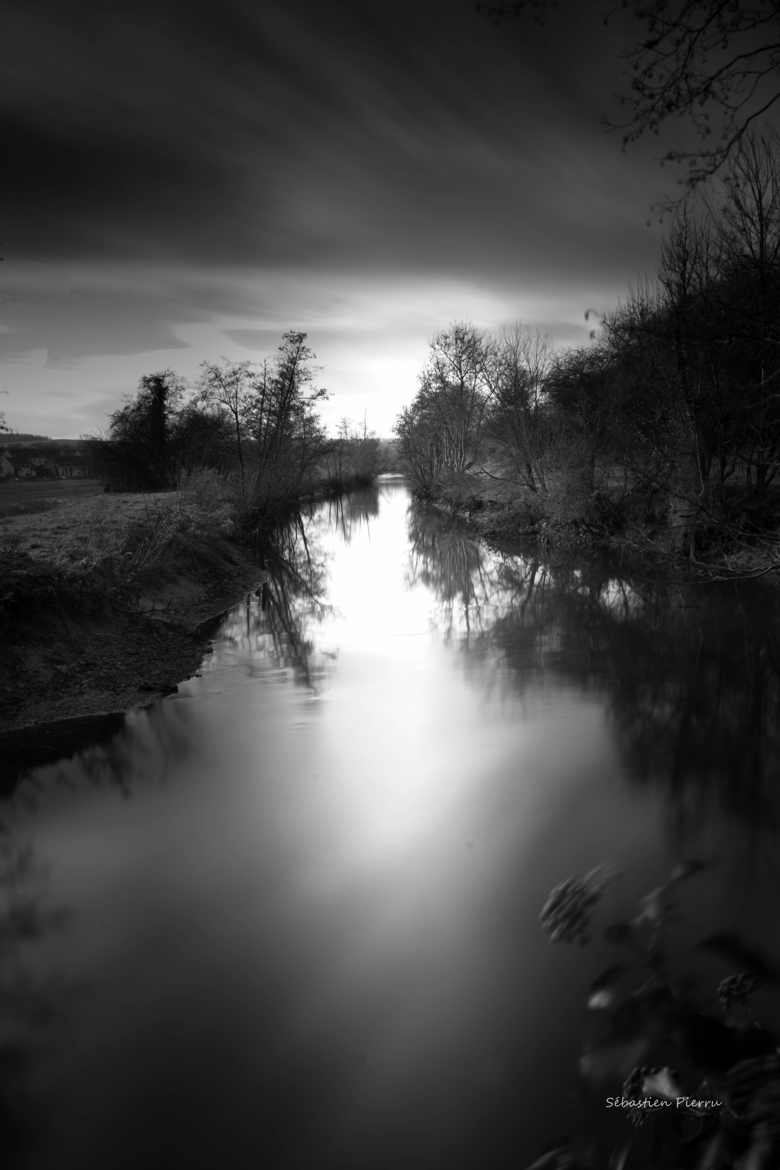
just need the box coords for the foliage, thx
[534,861,780,1169]
[104,369,185,490]
[197,360,256,496]
[395,324,493,496]
[249,331,328,509]
[322,418,382,489]
[398,134,780,568]
[98,331,334,513]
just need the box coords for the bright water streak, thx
[4,479,780,1169]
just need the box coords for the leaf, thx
[642,1065,682,1099]
[588,964,629,1010]
[583,864,621,891]
[696,932,779,983]
[633,886,668,929]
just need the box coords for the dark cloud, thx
[222,329,280,352]
[1,0,665,276]
[0,0,684,435]
[0,271,196,364]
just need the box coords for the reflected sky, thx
[3,480,780,1169]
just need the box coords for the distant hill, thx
[0,436,102,480]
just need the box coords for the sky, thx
[0,0,676,438]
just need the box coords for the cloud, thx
[2,0,666,276]
[221,329,282,353]
[0,260,619,437]
[0,268,197,364]
[0,0,675,435]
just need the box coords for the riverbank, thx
[0,471,387,778]
[415,481,780,583]
[0,485,267,764]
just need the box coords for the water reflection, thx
[407,508,489,639]
[205,512,333,693]
[0,825,70,1157]
[1,483,778,1170]
[407,502,780,840]
[321,482,380,545]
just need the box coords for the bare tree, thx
[480,1,780,189]
[483,325,552,494]
[252,332,328,503]
[198,360,255,497]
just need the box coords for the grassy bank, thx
[0,466,387,762]
[0,478,267,746]
[409,471,780,584]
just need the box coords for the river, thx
[2,477,780,1169]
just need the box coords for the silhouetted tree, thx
[396,324,491,495]
[481,1,780,189]
[483,326,552,495]
[323,418,381,488]
[107,370,184,490]
[198,360,255,496]
[251,331,328,507]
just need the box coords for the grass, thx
[0,472,260,646]
[0,472,268,736]
[0,478,104,518]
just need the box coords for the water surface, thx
[3,479,779,1168]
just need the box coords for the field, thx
[0,485,219,569]
[0,478,104,517]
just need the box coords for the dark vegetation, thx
[97,330,388,516]
[0,330,394,734]
[406,504,780,1168]
[395,134,780,576]
[535,862,780,1170]
[406,505,780,824]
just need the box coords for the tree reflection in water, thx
[209,510,334,692]
[0,696,201,1158]
[321,482,380,546]
[406,502,780,839]
[0,827,68,1156]
[408,503,780,1168]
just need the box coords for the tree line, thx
[98,330,384,510]
[396,133,780,564]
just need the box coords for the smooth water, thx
[2,479,779,1168]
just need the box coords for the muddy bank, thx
[0,478,389,780]
[0,542,265,783]
[0,563,265,781]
